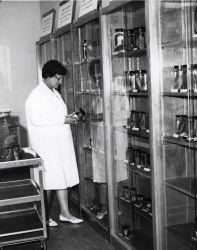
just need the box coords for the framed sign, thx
[193,5,197,37]
[57,0,74,28]
[41,9,55,37]
[78,0,98,18]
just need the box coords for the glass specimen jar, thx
[135,70,147,91]
[114,28,124,52]
[134,27,146,50]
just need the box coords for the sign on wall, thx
[78,0,98,18]
[57,0,74,28]
[41,9,55,37]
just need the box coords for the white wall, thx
[0,1,41,146]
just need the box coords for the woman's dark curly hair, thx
[42,60,67,79]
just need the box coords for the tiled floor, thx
[46,195,111,250]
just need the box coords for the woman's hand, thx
[64,115,79,124]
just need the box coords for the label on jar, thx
[171,88,179,92]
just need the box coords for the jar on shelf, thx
[130,110,137,129]
[187,116,197,140]
[130,188,137,202]
[145,199,152,211]
[129,71,137,91]
[82,40,88,61]
[139,112,146,131]
[135,70,147,91]
[134,149,140,165]
[145,112,149,132]
[173,65,182,90]
[114,28,124,52]
[181,65,187,90]
[122,225,130,237]
[0,109,21,162]
[134,27,146,50]
[175,115,188,137]
[126,147,134,163]
[121,186,130,200]
[136,194,144,207]
[125,71,136,91]
[173,64,188,91]
[189,64,197,91]
[124,29,135,51]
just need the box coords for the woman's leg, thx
[45,190,52,220]
[99,183,107,212]
[56,189,73,219]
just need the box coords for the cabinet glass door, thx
[56,30,79,204]
[72,18,108,229]
[157,0,197,249]
[102,1,153,249]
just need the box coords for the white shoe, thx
[47,218,58,227]
[59,214,83,224]
[96,211,107,220]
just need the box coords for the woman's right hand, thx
[64,116,79,124]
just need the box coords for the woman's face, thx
[45,74,63,90]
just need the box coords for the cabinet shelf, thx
[117,161,151,178]
[119,197,152,223]
[114,126,149,142]
[0,179,40,206]
[164,136,197,149]
[0,208,43,240]
[134,204,152,223]
[167,223,196,250]
[161,40,185,49]
[112,48,146,58]
[80,56,101,64]
[165,177,197,198]
[113,90,148,97]
[76,90,102,95]
[163,91,197,98]
[131,167,151,179]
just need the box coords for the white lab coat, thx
[25,82,79,190]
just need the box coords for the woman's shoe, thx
[47,218,58,227]
[59,214,83,224]
[96,210,107,220]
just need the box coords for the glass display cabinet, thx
[101,1,152,249]
[72,12,109,236]
[54,26,80,205]
[147,0,197,249]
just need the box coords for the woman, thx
[25,60,83,226]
